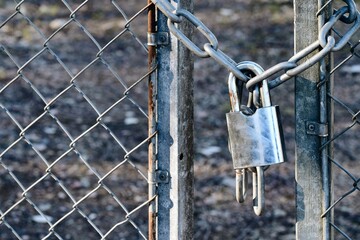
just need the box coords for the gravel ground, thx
[0,0,359,239]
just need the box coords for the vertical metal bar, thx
[294,1,324,239]
[318,1,333,239]
[148,1,157,239]
[156,1,194,239]
[156,7,172,238]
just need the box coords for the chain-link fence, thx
[320,1,360,238]
[0,1,154,239]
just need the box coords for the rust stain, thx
[148,1,157,240]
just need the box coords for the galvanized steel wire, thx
[0,1,154,239]
[152,0,360,238]
[319,2,360,238]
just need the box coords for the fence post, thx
[294,1,332,239]
[156,1,194,239]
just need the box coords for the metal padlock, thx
[226,61,286,215]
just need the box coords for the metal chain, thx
[151,0,248,81]
[151,0,360,90]
[249,2,360,90]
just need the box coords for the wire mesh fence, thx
[0,1,153,239]
[320,2,360,238]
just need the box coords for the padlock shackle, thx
[232,61,264,78]
[228,61,265,112]
[252,167,265,216]
[259,77,271,107]
[235,169,248,203]
[228,73,241,112]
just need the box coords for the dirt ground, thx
[0,0,359,239]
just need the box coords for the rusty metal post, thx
[156,0,194,239]
[148,1,157,239]
[294,1,332,239]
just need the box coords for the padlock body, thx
[226,105,286,169]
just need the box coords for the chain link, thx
[152,0,182,23]
[167,9,218,58]
[338,0,358,23]
[152,0,360,90]
[320,6,360,51]
[151,0,248,81]
[246,38,335,90]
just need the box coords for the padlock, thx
[226,62,286,169]
[226,61,286,215]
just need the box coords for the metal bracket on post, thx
[147,32,170,46]
[306,121,328,137]
[156,170,170,183]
